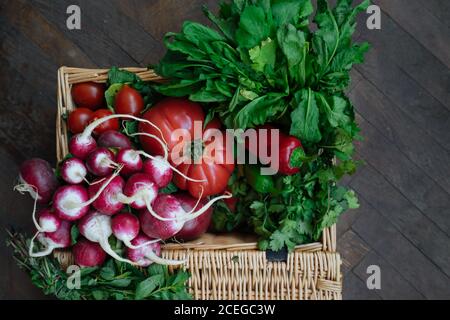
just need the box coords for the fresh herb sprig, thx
[6,230,192,300]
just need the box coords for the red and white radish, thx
[86,147,117,177]
[73,239,107,267]
[142,156,173,188]
[69,134,97,160]
[111,212,159,249]
[29,220,71,258]
[70,114,164,160]
[97,130,132,149]
[15,158,58,204]
[78,211,136,265]
[127,233,185,266]
[53,185,90,221]
[60,157,87,184]
[144,189,232,224]
[174,193,213,241]
[88,174,125,215]
[139,194,186,240]
[53,169,122,220]
[37,208,61,233]
[121,173,158,210]
[115,148,143,176]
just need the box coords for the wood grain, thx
[1,0,449,299]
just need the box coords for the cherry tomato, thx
[90,109,119,136]
[114,85,144,116]
[71,82,105,110]
[67,108,93,134]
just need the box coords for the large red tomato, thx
[139,98,234,198]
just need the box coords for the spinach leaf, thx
[236,5,272,49]
[290,89,321,143]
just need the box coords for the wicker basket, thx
[54,66,342,300]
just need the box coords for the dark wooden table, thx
[1,0,449,299]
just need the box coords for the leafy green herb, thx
[6,231,192,300]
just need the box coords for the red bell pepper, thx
[245,125,303,176]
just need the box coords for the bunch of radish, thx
[15,111,232,268]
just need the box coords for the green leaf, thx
[160,182,179,194]
[108,67,142,85]
[105,83,124,112]
[290,89,321,143]
[236,5,272,49]
[277,24,307,84]
[312,0,340,73]
[248,38,277,73]
[70,225,79,246]
[135,274,164,300]
[271,0,313,27]
[100,266,115,281]
[147,263,166,276]
[182,21,226,46]
[289,147,316,168]
[234,93,286,129]
[344,190,359,209]
[107,278,133,288]
[92,290,107,300]
[316,93,351,127]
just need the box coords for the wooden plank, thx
[343,271,381,300]
[114,0,219,64]
[353,251,425,300]
[351,164,450,277]
[350,75,450,194]
[423,0,450,25]
[352,197,450,299]
[339,229,371,275]
[354,115,450,237]
[77,0,160,63]
[0,20,58,96]
[0,0,94,68]
[375,0,450,69]
[354,55,450,151]
[0,57,56,162]
[356,9,450,109]
[31,0,137,67]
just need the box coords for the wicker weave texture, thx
[55,66,342,300]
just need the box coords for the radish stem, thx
[28,231,52,258]
[136,151,206,183]
[146,250,186,266]
[126,132,169,161]
[99,239,138,265]
[144,192,231,223]
[81,114,167,145]
[123,238,160,250]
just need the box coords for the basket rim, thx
[55,66,337,253]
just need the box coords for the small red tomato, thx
[67,108,93,134]
[90,109,119,136]
[71,82,105,110]
[114,85,144,116]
